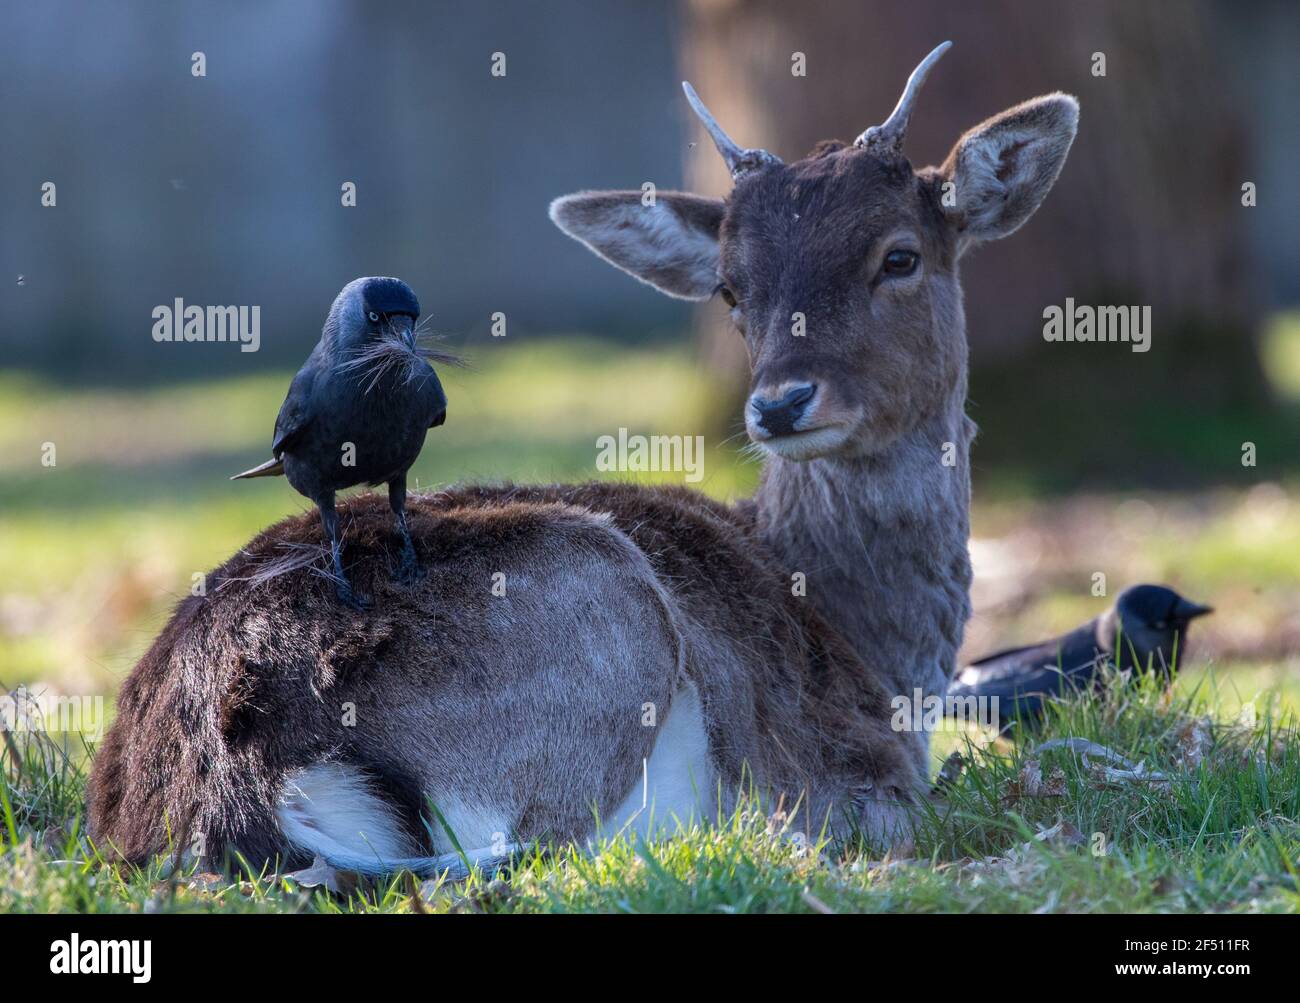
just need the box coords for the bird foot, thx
[334,580,372,610]
[393,549,427,586]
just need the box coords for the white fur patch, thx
[427,798,514,855]
[602,681,713,839]
[276,763,413,863]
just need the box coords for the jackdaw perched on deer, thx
[91,44,1080,876]
[949,584,1213,727]
[231,277,451,607]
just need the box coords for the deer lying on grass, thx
[88,43,1077,875]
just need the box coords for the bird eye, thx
[716,283,738,309]
[881,249,919,278]
[368,311,380,323]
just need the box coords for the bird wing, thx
[958,641,1064,688]
[951,622,1108,709]
[949,647,1063,725]
[271,360,318,457]
[423,362,448,428]
[964,640,1055,673]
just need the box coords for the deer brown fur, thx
[89,484,915,866]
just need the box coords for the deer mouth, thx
[753,424,852,461]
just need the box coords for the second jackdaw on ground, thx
[949,584,1213,727]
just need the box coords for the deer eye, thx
[368,311,380,323]
[715,283,738,309]
[881,249,919,278]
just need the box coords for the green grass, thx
[2,665,1297,914]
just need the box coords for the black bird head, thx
[1103,584,1213,676]
[325,277,451,417]
[328,276,422,350]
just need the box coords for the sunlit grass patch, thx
[1262,310,1300,402]
[2,668,1298,914]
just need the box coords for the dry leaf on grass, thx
[284,855,358,896]
[1238,734,1288,767]
[446,877,514,913]
[1037,819,1087,848]
[1088,761,1171,792]
[1034,737,1172,789]
[966,818,1088,876]
[1035,737,1135,765]
[1000,759,1068,808]
[1175,717,1213,770]
[185,872,227,893]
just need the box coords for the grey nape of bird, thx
[232,277,450,608]
[949,584,1213,727]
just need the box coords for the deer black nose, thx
[750,384,816,436]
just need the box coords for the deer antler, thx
[682,81,783,180]
[854,41,952,154]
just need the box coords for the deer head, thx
[551,43,1078,461]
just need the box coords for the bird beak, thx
[1175,598,1214,620]
[390,314,417,350]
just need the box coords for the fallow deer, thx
[88,43,1077,875]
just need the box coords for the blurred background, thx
[2,1,1298,720]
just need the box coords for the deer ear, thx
[940,93,1078,249]
[549,190,724,300]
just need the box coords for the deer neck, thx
[753,395,974,706]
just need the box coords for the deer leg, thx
[389,474,425,584]
[318,493,368,609]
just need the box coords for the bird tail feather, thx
[230,457,284,480]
